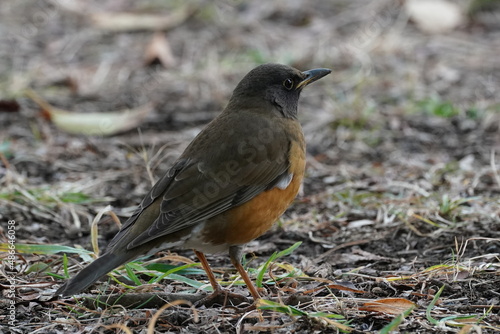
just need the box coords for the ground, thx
[1,0,499,333]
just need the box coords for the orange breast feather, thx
[204,139,305,245]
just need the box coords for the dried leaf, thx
[20,293,41,301]
[359,298,416,315]
[25,89,153,136]
[446,270,470,281]
[144,32,176,68]
[90,6,196,32]
[326,282,366,294]
[351,249,392,261]
[406,0,464,33]
[347,219,374,228]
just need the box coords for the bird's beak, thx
[296,68,332,90]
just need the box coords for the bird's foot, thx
[195,288,251,308]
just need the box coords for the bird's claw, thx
[194,288,251,308]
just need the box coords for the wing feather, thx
[106,112,296,251]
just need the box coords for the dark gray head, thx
[227,63,331,119]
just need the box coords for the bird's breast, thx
[200,126,305,248]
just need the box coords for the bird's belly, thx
[225,178,301,244]
[200,137,305,247]
[192,136,305,251]
[142,223,230,255]
[182,222,231,254]
[142,174,302,255]
[199,174,303,247]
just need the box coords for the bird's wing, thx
[108,120,294,250]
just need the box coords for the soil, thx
[1,1,499,333]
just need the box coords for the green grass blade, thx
[426,284,445,325]
[257,299,307,316]
[379,305,416,334]
[256,254,278,288]
[124,263,142,285]
[262,263,303,285]
[46,272,67,279]
[109,273,138,290]
[274,241,302,258]
[1,243,94,263]
[256,241,302,288]
[441,315,478,325]
[0,243,93,255]
[25,262,50,274]
[62,253,69,278]
[146,263,205,276]
[165,273,210,291]
[308,311,345,319]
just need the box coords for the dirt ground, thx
[1,0,499,333]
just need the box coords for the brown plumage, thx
[55,63,331,303]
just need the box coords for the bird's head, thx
[227,63,331,119]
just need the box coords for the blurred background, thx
[1,0,498,231]
[0,0,499,331]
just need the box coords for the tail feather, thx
[55,252,133,296]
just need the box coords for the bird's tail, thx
[55,252,133,296]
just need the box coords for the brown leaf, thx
[359,298,416,315]
[144,32,176,68]
[326,283,366,294]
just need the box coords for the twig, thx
[491,149,500,189]
[58,292,205,310]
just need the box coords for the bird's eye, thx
[283,78,294,90]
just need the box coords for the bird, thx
[55,63,331,305]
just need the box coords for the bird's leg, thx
[228,246,261,302]
[194,250,249,307]
[194,250,223,293]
